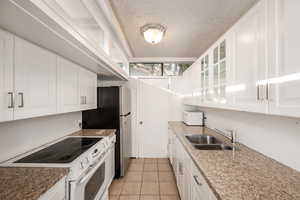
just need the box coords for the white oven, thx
[69,151,108,200]
[1,134,116,200]
[69,136,115,200]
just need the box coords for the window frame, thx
[129,62,164,77]
[129,62,192,77]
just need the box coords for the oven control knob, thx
[84,157,89,164]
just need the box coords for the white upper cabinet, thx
[58,57,97,113]
[231,0,268,113]
[181,0,300,118]
[209,35,232,108]
[267,0,300,117]
[0,28,98,123]
[79,68,97,110]
[0,30,14,122]
[14,37,57,120]
[57,57,80,113]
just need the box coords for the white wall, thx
[138,77,183,122]
[128,78,183,158]
[184,105,300,171]
[0,112,81,162]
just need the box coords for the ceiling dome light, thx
[141,24,166,44]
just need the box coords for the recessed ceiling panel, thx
[52,0,105,49]
[110,0,258,57]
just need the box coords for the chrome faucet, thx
[225,129,237,145]
[214,128,238,155]
[214,128,237,145]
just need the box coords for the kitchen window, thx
[129,63,192,77]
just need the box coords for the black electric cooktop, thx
[14,137,102,164]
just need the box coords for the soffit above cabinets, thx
[110,0,258,58]
[0,0,129,80]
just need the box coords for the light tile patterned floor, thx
[109,158,180,200]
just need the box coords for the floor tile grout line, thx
[110,158,179,200]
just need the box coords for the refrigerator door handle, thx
[120,112,131,117]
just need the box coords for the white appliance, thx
[1,135,116,200]
[183,111,204,126]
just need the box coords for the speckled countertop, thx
[0,167,68,200]
[71,129,116,137]
[169,121,300,200]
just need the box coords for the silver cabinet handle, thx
[84,96,87,104]
[193,175,202,186]
[257,84,264,101]
[266,83,269,100]
[178,162,183,175]
[8,92,14,108]
[256,84,260,101]
[80,96,84,105]
[18,92,24,108]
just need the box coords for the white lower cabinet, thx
[175,137,190,200]
[190,161,217,200]
[106,144,115,185]
[168,128,174,166]
[38,176,66,200]
[169,129,217,200]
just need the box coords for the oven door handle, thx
[78,163,100,184]
[78,154,107,184]
[79,169,94,184]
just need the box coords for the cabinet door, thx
[168,128,173,165]
[190,171,210,200]
[38,176,66,200]
[182,150,191,200]
[0,29,14,122]
[105,144,115,185]
[58,57,80,113]
[79,68,97,110]
[86,71,97,109]
[14,37,57,120]
[173,136,179,180]
[268,0,300,117]
[190,181,203,200]
[232,0,268,113]
[176,141,190,200]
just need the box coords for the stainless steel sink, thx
[185,134,233,151]
[193,144,233,151]
[185,134,222,145]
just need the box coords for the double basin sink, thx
[185,134,233,151]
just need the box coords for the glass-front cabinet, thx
[210,39,227,104]
[200,54,211,102]
[198,38,228,106]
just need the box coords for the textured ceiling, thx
[110,0,258,58]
